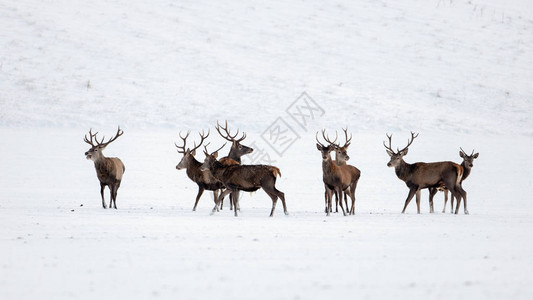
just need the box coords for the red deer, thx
[384,132,467,214]
[175,130,225,211]
[316,130,359,216]
[84,127,125,209]
[215,120,254,210]
[430,148,479,214]
[332,128,361,215]
[200,145,288,217]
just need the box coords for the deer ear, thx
[473,153,479,158]
[459,151,465,158]
[213,151,219,159]
[191,149,196,156]
[316,143,322,151]
[386,150,394,157]
[401,148,408,156]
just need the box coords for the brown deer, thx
[175,130,225,211]
[215,120,254,210]
[384,132,467,214]
[84,127,125,209]
[430,148,479,214]
[200,144,288,217]
[316,130,359,216]
[332,128,361,215]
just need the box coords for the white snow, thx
[1,0,533,299]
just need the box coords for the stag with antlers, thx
[332,128,361,215]
[200,144,287,217]
[383,132,467,214]
[430,148,479,214]
[175,130,226,211]
[84,126,125,209]
[214,120,254,210]
[316,130,359,216]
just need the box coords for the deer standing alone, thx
[84,127,125,209]
[316,130,359,216]
[200,144,288,217]
[384,132,467,214]
[175,130,226,211]
[430,148,479,214]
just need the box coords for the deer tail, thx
[271,166,282,178]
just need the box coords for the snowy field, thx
[1,0,533,299]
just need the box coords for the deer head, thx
[84,126,124,162]
[459,148,479,168]
[334,128,352,163]
[383,132,418,168]
[200,143,226,172]
[175,130,209,170]
[216,120,253,161]
[316,130,338,161]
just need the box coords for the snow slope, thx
[1,0,533,299]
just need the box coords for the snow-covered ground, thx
[1,0,532,299]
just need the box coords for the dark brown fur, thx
[201,152,288,217]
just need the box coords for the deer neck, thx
[461,161,472,181]
[394,159,413,182]
[322,157,338,175]
[227,150,241,164]
[187,157,203,178]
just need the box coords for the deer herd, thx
[84,122,478,217]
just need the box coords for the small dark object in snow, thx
[71,209,75,212]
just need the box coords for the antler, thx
[384,132,418,154]
[203,142,226,156]
[84,126,123,148]
[99,126,124,148]
[190,129,210,153]
[460,147,475,157]
[216,120,246,143]
[383,133,394,152]
[339,128,352,148]
[84,128,99,147]
[175,130,191,154]
[316,129,338,147]
[398,131,418,154]
[322,129,338,145]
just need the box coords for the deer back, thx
[404,161,461,189]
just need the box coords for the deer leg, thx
[334,190,339,213]
[100,183,107,209]
[415,189,421,214]
[442,190,448,213]
[212,189,232,215]
[344,190,349,213]
[274,187,288,216]
[213,189,220,209]
[402,188,417,213]
[192,186,205,211]
[325,188,333,216]
[109,185,116,209]
[458,185,468,215]
[349,184,357,215]
[450,193,454,214]
[428,188,435,213]
[324,189,328,213]
[264,190,278,217]
[453,189,462,215]
[337,187,347,216]
[232,191,239,217]
[112,185,119,209]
